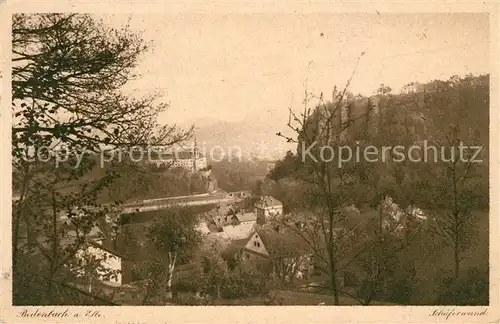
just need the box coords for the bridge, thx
[120,190,251,214]
[15,190,252,223]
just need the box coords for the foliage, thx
[218,270,272,299]
[13,251,117,305]
[210,157,270,192]
[436,267,489,305]
[140,207,202,303]
[103,166,208,202]
[407,74,489,278]
[12,13,189,154]
[11,13,190,305]
[148,208,202,256]
[271,73,488,304]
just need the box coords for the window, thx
[131,265,142,281]
[257,242,260,247]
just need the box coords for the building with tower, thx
[152,136,207,172]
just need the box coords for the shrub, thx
[220,270,270,299]
[436,267,489,305]
[387,278,413,304]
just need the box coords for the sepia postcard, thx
[0,1,499,323]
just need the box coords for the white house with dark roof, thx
[17,221,126,293]
[68,226,127,290]
[213,222,257,241]
[237,226,314,281]
[232,212,258,225]
[209,212,258,240]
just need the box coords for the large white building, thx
[151,144,207,172]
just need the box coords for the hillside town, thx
[14,141,434,305]
[10,12,489,308]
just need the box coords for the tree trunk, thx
[332,271,339,305]
[46,263,58,304]
[361,203,383,306]
[327,252,339,305]
[88,268,93,294]
[453,239,460,279]
[165,276,173,300]
[12,212,21,272]
[363,279,375,305]
[12,166,31,273]
[164,252,177,303]
[142,288,150,305]
[46,275,54,304]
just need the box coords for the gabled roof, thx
[244,225,310,259]
[214,222,256,240]
[220,238,248,259]
[59,225,103,248]
[235,212,257,223]
[255,196,283,209]
[210,203,236,217]
[87,240,130,260]
[53,225,131,261]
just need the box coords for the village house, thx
[75,232,127,288]
[59,225,129,293]
[204,211,258,241]
[17,218,127,295]
[231,226,314,282]
[254,196,283,222]
[215,223,257,241]
[203,196,285,246]
[230,212,258,225]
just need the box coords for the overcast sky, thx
[105,13,489,127]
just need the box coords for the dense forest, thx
[263,74,489,304]
[209,158,272,192]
